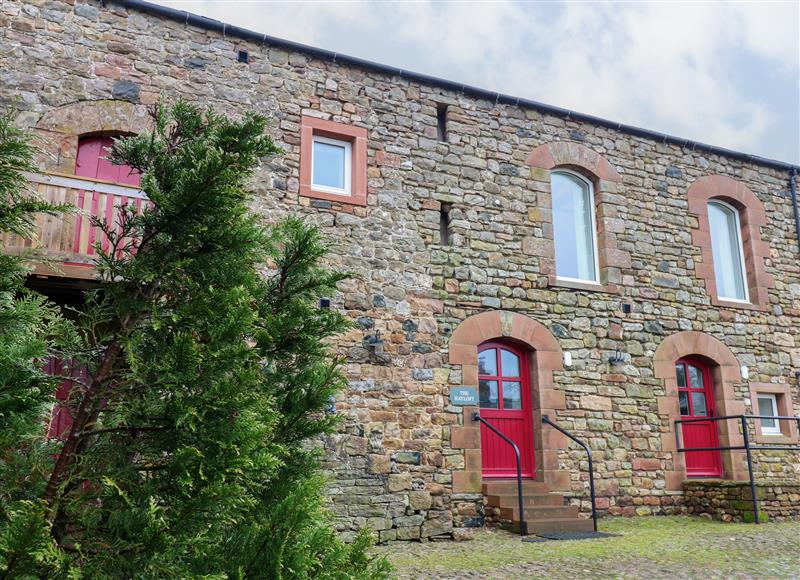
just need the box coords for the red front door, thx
[677,358,722,477]
[478,342,535,478]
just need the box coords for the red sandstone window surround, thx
[688,175,774,310]
[299,116,368,206]
[526,141,628,293]
[747,383,798,444]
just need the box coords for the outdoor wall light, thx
[362,330,391,365]
[608,350,626,365]
[325,394,336,415]
[364,330,385,354]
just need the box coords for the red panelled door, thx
[75,135,140,185]
[45,358,88,440]
[677,359,722,477]
[478,342,535,478]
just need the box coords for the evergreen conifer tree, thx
[0,103,389,578]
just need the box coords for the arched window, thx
[551,170,598,283]
[75,135,140,186]
[707,200,748,302]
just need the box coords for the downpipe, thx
[791,168,800,254]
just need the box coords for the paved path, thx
[377,516,800,579]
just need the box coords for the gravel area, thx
[376,516,800,579]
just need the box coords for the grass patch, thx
[379,516,800,578]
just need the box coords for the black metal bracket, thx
[675,413,800,525]
[542,415,598,532]
[472,412,527,536]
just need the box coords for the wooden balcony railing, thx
[1,172,148,280]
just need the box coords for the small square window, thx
[757,394,781,435]
[312,136,351,196]
[300,116,367,206]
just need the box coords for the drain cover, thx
[522,531,619,542]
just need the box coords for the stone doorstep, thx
[506,517,595,535]
[485,493,565,508]
[498,504,580,521]
[483,478,591,536]
[482,480,550,495]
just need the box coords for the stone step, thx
[485,493,566,508]
[505,517,596,535]
[482,480,550,495]
[498,504,580,521]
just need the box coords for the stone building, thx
[2,0,799,542]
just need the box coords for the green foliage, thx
[0,111,65,243]
[0,112,78,576]
[0,102,388,578]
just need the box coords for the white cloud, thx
[160,0,799,162]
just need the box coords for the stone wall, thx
[2,0,799,542]
[684,480,800,522]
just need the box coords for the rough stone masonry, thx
[1,0,799,542]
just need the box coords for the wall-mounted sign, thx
[449,386,478,406]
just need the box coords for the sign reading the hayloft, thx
[449,386,478,406]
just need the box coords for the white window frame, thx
[311,135,352,196]
[756,393,781,436]
[552,169,600,285]
[708,200,750,303]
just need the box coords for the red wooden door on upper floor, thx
[75,135,140,186]
[478,342,535,478]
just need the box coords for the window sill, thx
[711,296,766,311]
[299,185,366,207]
[753,433,799,445]
[548,276,619,294]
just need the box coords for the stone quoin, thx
[1,0,799,542]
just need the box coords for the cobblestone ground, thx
[376,516,800,579]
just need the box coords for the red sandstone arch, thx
[448,311,569,493]
[654,331,747,486]
[687,175,773,310]
[527,141,622,183]
[29,100,149,175]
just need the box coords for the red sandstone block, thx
[452,470,482,493]
[633,458,661,471]
[451,427,480,449]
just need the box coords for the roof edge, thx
[109,0,798,172]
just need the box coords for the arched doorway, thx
[676,357,723,477]
[448,311,569,494]
[654,330,746,487]
[478,341,535,478]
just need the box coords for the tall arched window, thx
[707,200,748,302]
[551,170,598,283]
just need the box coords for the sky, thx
[157,1,799,164]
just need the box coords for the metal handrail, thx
[542,415,598,531]
[471,412,527,536]
[674,414,800,525]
